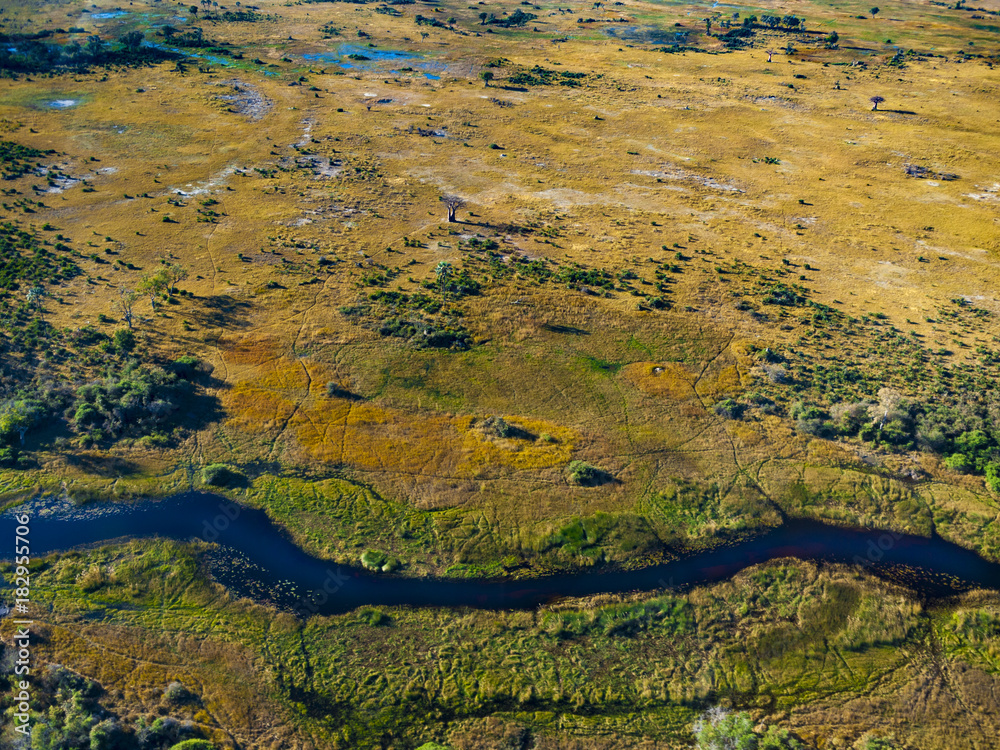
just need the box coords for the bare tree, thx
[868,387,902,430]
[766,49,774,62]
[441,194,466,223]
[114,287,139,329]
[870,95,885,110]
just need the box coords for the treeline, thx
[785,392,1000,490]
[0,661,216,750]
[0,31,177,75]
[0,218,215,462]
[0,353,209,461]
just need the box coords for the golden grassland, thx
[3,0,1000,744]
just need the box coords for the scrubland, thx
[3,0,1000,744]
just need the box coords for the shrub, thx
[944,453,973,474]
[713,399,744,419]
[987,463,1000,493]
[163,681,193,704]
[360,549,389,570]
[359,607,391,626]
[170,741,216,750]
[201,463,244,487]
[567,460,611,486]
[112,327,135,352]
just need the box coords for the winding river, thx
[3,492,999,615]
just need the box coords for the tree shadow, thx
[184,293,253,330]
[63,453,141,477]
[542,323,590,335]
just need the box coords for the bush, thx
[987,463,1000,494]
[713,399,744,419]
[171,354,200,379]
[170,741,216,750]
[201,463,244,487]
[944,453,973,474]
[567,460,611,486]
[360,549,389,570]
[163,681,193,704]
[112,327,135,353]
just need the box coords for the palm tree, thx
[435,261,453,294]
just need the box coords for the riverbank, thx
[3,492,999,617]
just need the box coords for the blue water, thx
[143,41,275,74]
[86,11,129,19]
[425,73,441,80]
[304,44,421,70]
[2,493,998,616]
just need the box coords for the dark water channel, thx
[3,493,999,615]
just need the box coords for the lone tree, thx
[766,49,775,62]
[114,287,139,328]
[441,194,466,223]
[479,70,494,87]
[25,285,45,316]
[435,261,453,293]
[163,263,189,295]
[138,271,169,311]
[870,95,885,110]
[870,6,879,17]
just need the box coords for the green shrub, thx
[163,681,193,704]
[112,327,135,352]
[713,398,744,419]
[944,453,973,474]
[201,463,244,487]
[360,549,389,570]
[567,460,611,486]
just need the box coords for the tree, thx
[0,400,42,445]
[163,263,189,295]
[119,30,144,52]
[440,194,466,223]
[868,386,900,428]
[704,17,712,33]
[435,261,453,293]
[26,285,45,315]
[479,11,488,24]
[479,70,494,87]
[114,286,139,328]
[870,95,885,110]
[694,708,756,750]
[766,49,775,62]
[870,6,880,17]
[138,270,169,311]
